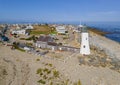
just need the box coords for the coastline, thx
[88,27,110,36]
[89,30,120,60]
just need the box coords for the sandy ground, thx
[0,44,120,85]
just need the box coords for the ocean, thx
[84,22,120,43]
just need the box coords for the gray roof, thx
[38,36,54,42]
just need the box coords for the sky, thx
[0,0,120,22]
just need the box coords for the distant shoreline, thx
[88,26,120,43]
[88,27,110,36]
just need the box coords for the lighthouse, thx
[80,25,90,55]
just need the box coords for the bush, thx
[36,68,42,74]
[17,47,25,52]
[26,43,33,46]
[77,80,82,85]
[49,81,53,85]
[63,37,69,40]
[37,79,46,84]
[43,68,49,73]
[36,59,40,61]
[53,70,59,78]
[48,64,53,67]
[20,38,25,40]
[47,70,51,74]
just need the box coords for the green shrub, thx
[63,37,69,40]
[47,70,51,74]
[48,64,53,67]
[43,68,49,73]
[49,81,53,85]
[3,69,8,75]
[17,47,25,52]
[65,79,69,85]
[20,38,25,40]
[40,73,43,76]
[53,70,59,78]
[36,68,42,74]
[77,80,82,85]
[26,43,33,46]
[37,79,46,84]
[36,59,40,61]
[43,75,47,79]
[50,31,57,34]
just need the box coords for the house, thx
[56,26,68,34]
[25,25,34,30]
[24,46,31,51]
[36,35,54,48]
[11,29,26,35]
[47,42,58,51]
[35,35,59,50]
[35,35,80,52]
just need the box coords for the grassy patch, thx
[77,80,82,85]
[63,36,69,40]
[20,38,26,40]
[37,68,42,74]
[36,58,40,61]
[53,70,59,78]
[30,25,56,35]
[37,79,46,84]
[17,47,25,52]
[30,31,49,35]
[36,63,82,85]
[13,45,25,52]
[89,28,109,36]
[50,31,57,34]
[26,42,33,47]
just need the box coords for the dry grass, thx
[88,28,109,36]
[31,25,56,35]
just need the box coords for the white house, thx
[56,26,67,34]
[80,25,90,55]
[25,25,34,29]
[24,46,31,51]
[12,29,26,35]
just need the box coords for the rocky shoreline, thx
[89,29,120,60]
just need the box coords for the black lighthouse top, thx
[81,25,88,33]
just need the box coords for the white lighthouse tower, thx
[80,25,90,55]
